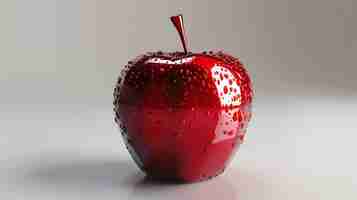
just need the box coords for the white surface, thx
[2,96,356,200]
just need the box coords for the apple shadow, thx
[17,158,267,199]
[129,175,237,200]
[128,166,269,200]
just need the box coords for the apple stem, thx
[170,14,189,54]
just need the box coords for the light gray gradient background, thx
[1,0,356,199]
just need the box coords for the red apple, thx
[113,15,253,182]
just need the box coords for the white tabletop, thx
[1,95,356,200]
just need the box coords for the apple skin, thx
[113,51,253,182]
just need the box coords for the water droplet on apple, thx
[228,130,234,135]
[239,123,244,129]
[223,86,228,94]
[233,112,238,121]
[246,112,252,121]
[117,77,122,84]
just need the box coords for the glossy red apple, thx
[113,15,253,182]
